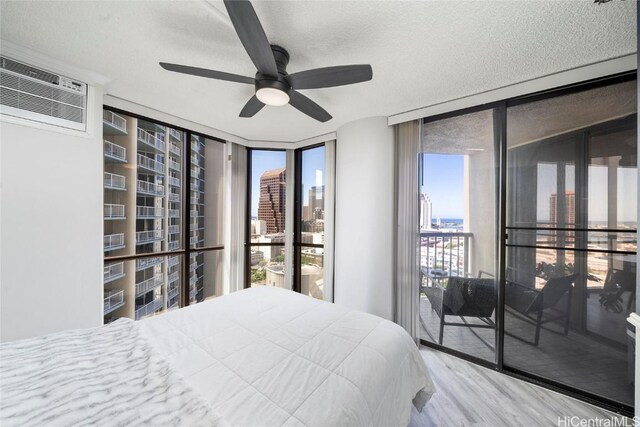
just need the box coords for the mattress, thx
[139,286,434,427]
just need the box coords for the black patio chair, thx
[423,277,496,345]
[599,269,636,313]
[505,273,578,346]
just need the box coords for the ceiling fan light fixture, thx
[256,87,290,106]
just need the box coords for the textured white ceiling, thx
[0,1,636,142]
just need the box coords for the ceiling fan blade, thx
[239,95,265,118]
[287,65,372,90]
[159,62,254,84]
[223,0,278,77]
[289,91,332,122]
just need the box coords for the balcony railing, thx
[136,274,164,296]
[168,286,180,301]
[104,233,125,251]
[136,206,164,218]
[420,232,473,279]
[137,180,164,196]
[168,176,180,187]
[168,241,180,251]
[103,110,127,133]
[190,195,203,205]
[104,172,126,190]
[169,193,180,202]
[136,229,164,244]
[190,261,202,272]
[191,182,203,193]
[104,262,125,283]
[169,141,181,156]
[135,297,163,320]
[169,158,181,172]
[104,140,127,162]
[168,209,180,218]
[168,256,180,268]
[191,139,202,153]
[191,154,202,167]
[191,166,202,177]
[168,297,180,309]
[104,203,125,219]
[168,225,180,234]
[190,235,201,245]
[136,256,163,271]
[104,289,125,315]
[137,154,164,175]
[189,288,197,301]
[168,271,180,283]
[137,128,165,152]
[168,128,182,141]
[190,274,202,286]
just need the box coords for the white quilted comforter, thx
[139,286,434,427]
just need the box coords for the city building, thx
[420,193,433,230]
[549,191,576,226]
[257,168,286,233]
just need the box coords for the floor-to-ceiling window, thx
[294,144,325,299]
[103,108,225,322]
[418,74,637,414]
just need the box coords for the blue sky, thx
[250,147,325,217]
[422,154,464,219]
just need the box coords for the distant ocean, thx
[435,218,464,230]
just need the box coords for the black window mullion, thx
[182,131,192,307]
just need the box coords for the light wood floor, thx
[409,347,632,427]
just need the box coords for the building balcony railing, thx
[168,297,180,309]
[135,297,163,320]
[190,209,201,218]
[189,288,197,301]
[168,241,180,251]
[190,261,203,272]
[104,233,125,252]
[104,289,125,315]
[136,256,163,271]
[168,271,180,283]
[137,128,165,152]
[104,172,126,190]
[168,192,180,202]
[168,225,180,234]
[190,235,202,245]
[169,141,181,156]
[168,128,182,142]
[103,110,127,134]
[191,139,202,153]
[191,166,202,177]
[168,176,180,187]
[104,262,125,283]
[104,140,127,162]
[169,158,181,172]
[191,154,202,167]
[190,274,202,286]
[168,286,180,301]
[190,195,203,205]
[168,256,180,268]
[104,203,125,219]
[137,154,164,175]
[136,229,164,244]
[136,274,164,296]
[168,209,180,218]
[137,180,164,197]
[420,231,473,279]
[136,206,164,218]
[191,182,203,193]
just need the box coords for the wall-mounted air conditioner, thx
[0,55,87,131]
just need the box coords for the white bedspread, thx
[139,286,434,427]
[0,318,225,427]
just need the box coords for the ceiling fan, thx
[159,0,373,123]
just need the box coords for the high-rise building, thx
[308,185,324,220]
[258,168,286,233]
[420,193,433,230]
[549,191,576,225]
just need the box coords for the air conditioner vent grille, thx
[0,87,83,123]
[0,56,59,85]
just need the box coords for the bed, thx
[1,286,434,426]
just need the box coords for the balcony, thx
[137,154,164,175]
[104,140,127,163]
[190,209,201,218]
[103,110,127,136]
[136,256,163,271]
[191,165,202,177]
[169,141,181,156]
[190,235,202,245]
[136,206,164,219]
[168,209,180,218]
[168,256,180,268]
[191,139,202,153]
[168,128,182,142]
[135,297,163,320]
[191,182,203,193]
[104,172,126,191]
[104,233,125,252]
[420,232,473,278]
[168,297,180,309]
[190,261,203,272]
[168,286,180,301]
[104,203,125,220]
[104,289,125,315]
[191,154,202,167]
[136,229,164,244]
[169,192,180,202]
[168,241,180,251]
[190,195,203,205]
[104,262,125,283]
[168,271,180,283]
[137,128,165,153]
[168,176,180,187]
[169,158,181,172]
[136,274,164,296]
[137,180,164,197]
[190,274,202,286]
[168,225,180,234]
[189,288,197,301]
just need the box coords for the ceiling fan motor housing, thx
[255,45,292,95]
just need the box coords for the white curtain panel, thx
[223,142,247,295]
[394,120,422,341]
[323,140,337,302]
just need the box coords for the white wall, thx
[0,87,104,342]
[334,116,395,320]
